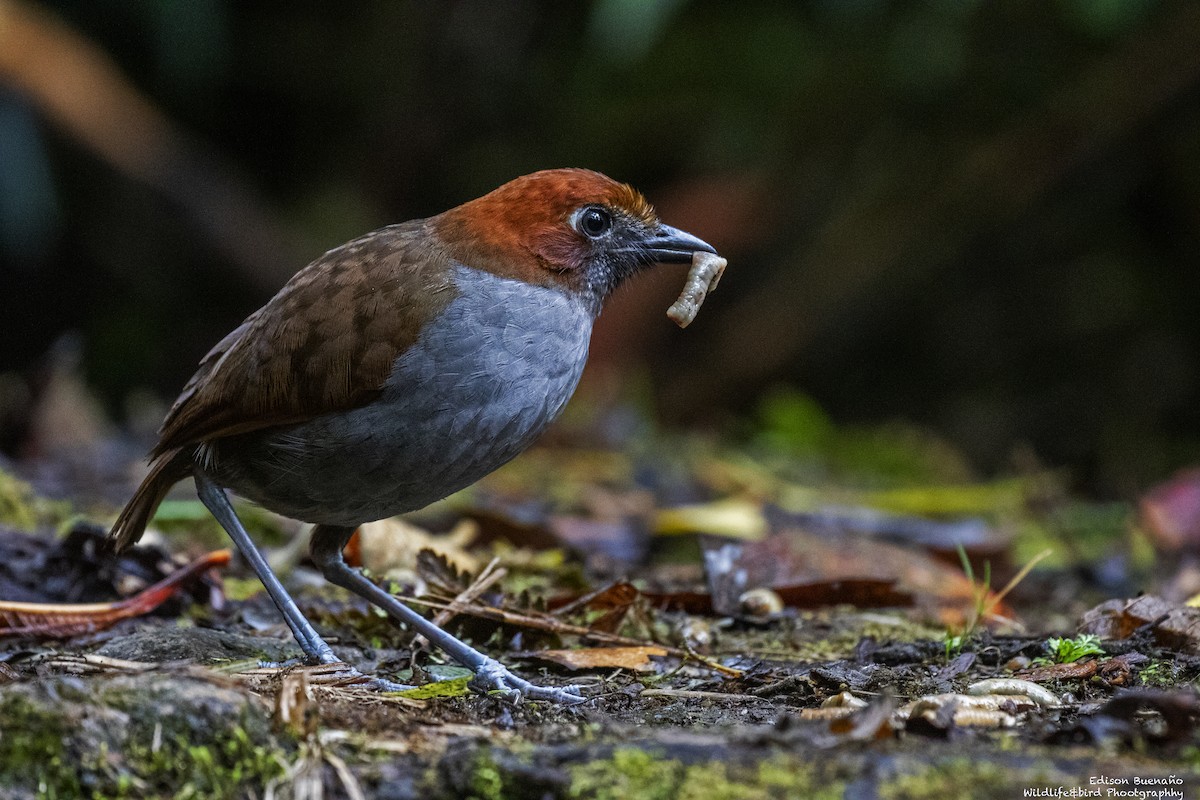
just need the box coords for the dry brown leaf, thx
[1097,652,1149,686]
[549,581,640,633]
[1017,659,1098,683]
[1079,595,1175,639]
[533,645,670,672]
[0,549,230,638]
[696,531,1008,622]
[1078,595,1200,652]
[826,695,897,741]
[354,517,480,576]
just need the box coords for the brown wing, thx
[151,220,459,455]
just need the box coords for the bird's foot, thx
[364,675,414,692]
[254,658,411,692]
[470,657,586,704]
[314,662,412,692]
[256,657,307,669]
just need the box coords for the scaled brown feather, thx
[110,222,457,551]
[109,447,192,551]
[152,221,458,456]
[112,168,642,552]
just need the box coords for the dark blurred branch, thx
[0,1,301,291]
[663,2,1200,417]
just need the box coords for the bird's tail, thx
[108,447,193,552]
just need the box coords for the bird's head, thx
[431,168,716,311]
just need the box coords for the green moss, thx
[452,745,548,800]
[110,724,286,800]
[0,679,291,800]
[1012,500,1136,569]
[220,576,266,602]
[677,759,843,800]
[97,680,288,798]
[878,758,1052,800]
[394,676,472,700]
[466,751,507,800]
[753,387,974,485]
[1139,659,1181,688]
[566,750,844,800]
[0,468,71,529]
[0,692,82,798]
[569,748,682,800]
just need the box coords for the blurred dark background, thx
[1,0,1197,498]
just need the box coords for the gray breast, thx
[212,266,595,524]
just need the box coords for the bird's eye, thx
[577,206,613,239]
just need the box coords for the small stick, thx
[412,557,505,650]
[641,688,761,702]
[407,595,743,678]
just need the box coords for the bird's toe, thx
[470,658,586,705]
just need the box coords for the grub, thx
[666,252,726,328]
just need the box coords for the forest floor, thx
[2,406,1199,799]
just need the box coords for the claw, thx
[248,660,413,692]
[315,663,412,692]
[470,658,586,704]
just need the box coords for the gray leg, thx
[310,524,584,703]
[193,469,339,665]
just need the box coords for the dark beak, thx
[627,224,717,265]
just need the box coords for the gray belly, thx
[208,267,595,525]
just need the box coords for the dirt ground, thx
[3,440,1200,798]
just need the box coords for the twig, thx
[411,557,506,652]
[407,595,742,678]
[988,548,1052,614]
[641,688,762,702]
[433,559,504,629]
[324,750,367,800]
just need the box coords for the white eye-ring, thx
[574,205,613,238]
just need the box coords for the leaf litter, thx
[2,416,1200,796]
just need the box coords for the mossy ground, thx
[1,438,1197,798]
[0,674,291,800]
[6,610,1199,799]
